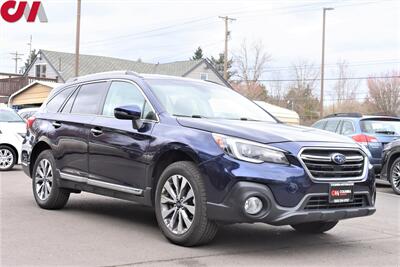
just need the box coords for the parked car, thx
[381,139,400,194]
[312,113,400,176]
[0,107,26,171]
[22,72,376,246]
[18,107,40,120]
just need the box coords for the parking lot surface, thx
[1,166,399,267]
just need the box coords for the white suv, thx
[0,108,26,171]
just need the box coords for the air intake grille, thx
[304,195,368,210]
[300,148,365,180]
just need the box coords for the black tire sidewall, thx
[0,145,16,171]
[32,150,66,207]
[389,157,400,195]
[154,162,207,244]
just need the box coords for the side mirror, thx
[114,105,142,129]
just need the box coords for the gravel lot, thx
[1,166,399,267]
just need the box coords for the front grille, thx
[300,148,365,180]
[304,195,368,210]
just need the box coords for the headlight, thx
[212,133,289,165]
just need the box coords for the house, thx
[8,81,62,109]
[24,50,231,87]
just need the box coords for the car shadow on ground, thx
[61,194,348,253]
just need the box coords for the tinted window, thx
[61,89,78,114]
[313,120,326,129]
[324,120,340,132]
[71,82,108,115]
[46,87,74,113]
[360,119,400,135]
[341,121,355,135]
[102,81,155,120]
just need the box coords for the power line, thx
[253,75,400,82]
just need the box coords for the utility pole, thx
[75,0,82,77]
[10,51,24,74]
[27,35,33,64]
[219,16,236,80]
[320,7,334,117]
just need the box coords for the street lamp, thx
[320,7,334,117]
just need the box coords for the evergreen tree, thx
[24,49,37,71]
[210,53,235,80]
[191,47,204,60]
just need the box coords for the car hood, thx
[177,118,355,144]
[0,122,26,135]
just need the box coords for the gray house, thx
[24,50,231,87]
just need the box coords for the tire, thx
[0,145,16,171]
[154,161,218,246]
[291,221,338,233]
[388,157,400,195]
[32,150,70,209]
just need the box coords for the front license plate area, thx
[329,183,354,203]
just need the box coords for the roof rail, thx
[66,70,142,83]
[324,112,363,119]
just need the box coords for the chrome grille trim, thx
[298,147,368,182]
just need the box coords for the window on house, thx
[35,64,47,78]
[200,73,208,80]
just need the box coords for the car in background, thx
[18,107,40,120]
[312,113,400,177]
[381,139,400,194]
[0,108,26,171]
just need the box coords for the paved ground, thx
[1,166,399,267]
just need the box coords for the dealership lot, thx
[1,167,399,267]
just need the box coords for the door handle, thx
[52,121,62,128]
[91,128,103,136]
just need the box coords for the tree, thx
[210,53,235,81]
[233,40,271,100]
[331,60,360,111]
[285,60,320,124]
[24,49,36,71]
[367,71,400,115]
[191,47,203,60]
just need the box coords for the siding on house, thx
[27,56,59,80]
[184,62,224,85]
[11,84,52,105]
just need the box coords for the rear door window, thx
[324,119,340,133]
[71,82,108,115]
[46,87,74,113]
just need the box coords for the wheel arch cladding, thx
[30,141,52,177]
[150,148,198,204]
[389,153,400,175]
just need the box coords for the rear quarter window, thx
[45,87,75,113]
[313,120,326,129]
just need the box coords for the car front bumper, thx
[207,181,376,225]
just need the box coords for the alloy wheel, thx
[35,159,53,201]
[160,174,195,235]
[0,149,14,170]
[392,161,400,190]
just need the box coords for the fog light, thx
[244,197,263,215]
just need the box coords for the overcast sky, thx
[0,0,399,101]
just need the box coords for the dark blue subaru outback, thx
[22,71,376,246]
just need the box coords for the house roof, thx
[28,50,212,83]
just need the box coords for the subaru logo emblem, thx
[331,153,346,165]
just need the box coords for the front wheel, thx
[389,157,400,195]
[291,221,338,233]
[154,161,218,246]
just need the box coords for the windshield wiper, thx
[173,114,205,119]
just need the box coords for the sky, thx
[0,0,399,103]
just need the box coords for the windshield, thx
[146,79,276,122]
[360,119,400,136]
[0,110,24,123]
